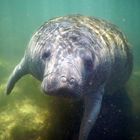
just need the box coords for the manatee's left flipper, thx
[6,57,28,95]
[79,86,104,140]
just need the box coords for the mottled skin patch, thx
[6,15,133,140]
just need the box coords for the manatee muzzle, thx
[41,73,82,98]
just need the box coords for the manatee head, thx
[6,19,96,99]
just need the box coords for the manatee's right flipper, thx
[6,57,28,95]
[79,86,104,140]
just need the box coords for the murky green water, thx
[0,0,140,140]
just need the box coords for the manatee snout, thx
[41,62,83,98]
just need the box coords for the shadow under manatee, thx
[38,88,133,140]
[39,98,83,140]
[89,88,133,140]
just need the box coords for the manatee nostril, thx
[69,77,75,85]
[61,76,67,83]
[60,76,76,85]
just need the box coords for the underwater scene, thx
[0,0,140,140]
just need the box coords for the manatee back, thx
[26,15,133,93]
[81,16,133,93]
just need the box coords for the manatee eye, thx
[42,51,51,60]
[69,35,78,42]
[80,49,93,70]
[85,58,93,70]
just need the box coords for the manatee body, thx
[6,15,133,140]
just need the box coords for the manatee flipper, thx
[6,57,28,95]
[79,86,104,140]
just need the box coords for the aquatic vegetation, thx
[0,89,50,140]
[126,70,140,113]
[126,70,140,140]
[0,71,51,140]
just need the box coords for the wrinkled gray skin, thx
[6,15,133,140]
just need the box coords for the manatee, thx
[6,15,133,140]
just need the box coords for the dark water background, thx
[0,0,140,140]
